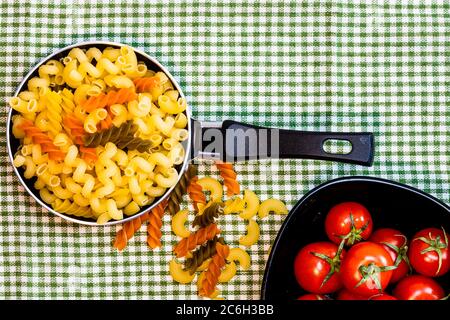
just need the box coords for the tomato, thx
[297,294,329,300]
[393,275,445,300]
[294,242,345,294]
[369,293,398,300]
[340,242,394,296]
[336,288,368,300]
[369,228,410,283]
[325,202,373,246]
[408,227,449,277]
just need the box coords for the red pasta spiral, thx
[133,77,159,92]
[113,212,151,251]
[187,176,206,212]
[63,115,98,162]
[215,162,240,196]
[82,88,137,112]
[147,200,168,249]
[20,119,65,161]
[63,115,84,145]
[113,200,167,251]
[199,243,230,297]
[79,146,98,163]
[173,224,220,258]
[98,112,112,131]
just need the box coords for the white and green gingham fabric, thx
[0,1,448,299]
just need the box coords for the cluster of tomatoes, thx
[294,202,449,300]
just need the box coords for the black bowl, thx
[261,176,450,300]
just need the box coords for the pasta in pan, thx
[10,45,188,224]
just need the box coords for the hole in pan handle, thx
[191,119,374,166]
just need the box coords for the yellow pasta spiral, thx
[43,91,63,136]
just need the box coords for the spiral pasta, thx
[63,114,84,144]
[166,164,197,215]
[113,200,167,251]
[83,120,153,152]
[84,121,153,152]
[173,223,220,258]
[192,202,223,228]
[184,237,225,275]
[187,176,206,212]
[198,242,230,297]
[98,113,113,131]
[147,200,168,249]
[43,91,63,136]
[113,211,151,251]
[83,120,133,147]
[59,89,76,114]
[115,136,153,153]
[79,146,98,163]
[20,119,65,160]
[62,115,97,162]
[82,88,137,112]
[215,162,240,196]
[105,140,287,298]
[133,76,162,93]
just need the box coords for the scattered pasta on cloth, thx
[113,161,288,299]
[10,45,188,224]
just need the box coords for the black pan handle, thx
[193,119,374,166]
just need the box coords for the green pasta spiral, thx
[166,164,197,216]
[192,202,223,228]
[184,237,225,274]
[83,120,153,152]
[83,120,133,147]
[115,136,153,152]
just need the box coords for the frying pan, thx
[261,176,450,300]
[7,41,375,226]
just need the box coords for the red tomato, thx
[336,288,368,300]
[325,202,373,246]
[393,275,445,300]
[408,227,449,277]
[340,242,394,296]
[294,242,345,294]
[369,228,410,283]
[297,294,329,300]
[369,293,398,300]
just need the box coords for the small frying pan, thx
[7,41,374,226]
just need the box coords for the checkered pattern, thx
[0,0,448,299]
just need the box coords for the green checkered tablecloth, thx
[0,0,448,299]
